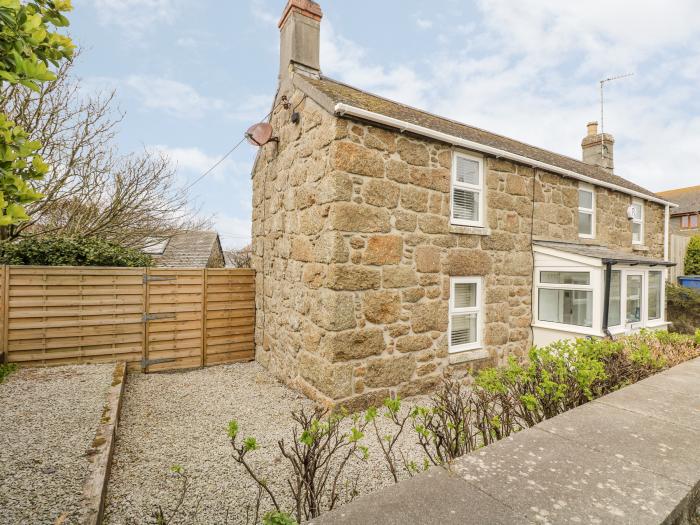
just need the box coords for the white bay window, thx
[537,271,593,328]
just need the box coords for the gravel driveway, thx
[104,362,427,524]
[0,364,113,525]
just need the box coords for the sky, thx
[67,0,700,249]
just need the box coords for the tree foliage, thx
[0,57,210,245]
[684,235,700,275]
[0,0,74,229]
[0,235,152,267]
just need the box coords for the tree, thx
[0,56,210,247]
[0,0,74,232]
[225,244,252,268]
[684,235,700,275]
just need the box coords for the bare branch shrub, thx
[0,54,209,246]
[228,407,369,524]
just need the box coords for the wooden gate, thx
[0,266,255,371]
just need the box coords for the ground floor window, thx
[449,277,482,353]
[606,268,665,329]
[537,271,593,328]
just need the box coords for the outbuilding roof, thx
[534,240,675,267]
[294,73,673,206]
[656,185,700,215]
[148,231,222,268]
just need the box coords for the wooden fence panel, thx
[2,266,255,370]
[5,267,145,366]
[204,269,255,366]
[669,235,691,284]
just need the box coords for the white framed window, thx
[606,269,622,327]
[578,183,595,238]
[630,199,644,245]
[536,270,593,328]
[449,277,483,353]
[451,152,485,227]
[647,271,663,321]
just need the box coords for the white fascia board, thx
[334,103,678,208]
[532,245,602,267]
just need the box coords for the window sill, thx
[449,224,491,236]
[632,245,649,252]
[531,321,600,337]
[448,348,489,365]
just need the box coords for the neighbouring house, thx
[250,0,677,409]
[143,230,225,268]
[657,185,700,236]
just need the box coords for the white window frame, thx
[631,199,644,245]
[608,267,668,335]
[448,276,483,353]
[535,269,595,331]
[450,152,485,228]
[578,183,595,239]
[605,268,623,329]
[647,270,663,321]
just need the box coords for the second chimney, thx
[581,121,614,173]
[279,0,323,79]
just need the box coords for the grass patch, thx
[0,363,18,384]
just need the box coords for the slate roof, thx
[534,240,675,266]
[149,231,222,268]
[656,185,700,215]
[296,74,666,202]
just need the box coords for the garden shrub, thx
[667,283,700,334]
[216,330,700,523]
[0,236,152,267]
[684,235,700,275]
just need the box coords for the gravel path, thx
[104,362,428,524]
[0,364,113,525]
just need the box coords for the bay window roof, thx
[533,241,676,267]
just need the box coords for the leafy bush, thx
[667,283,700,334]
[684,235,700,275]
[0,363,17,384]
[0,236,152,267]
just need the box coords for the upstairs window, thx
[451,153,484,227]
[449,277,482,353]
[630,199,644,245]
[578,183,595,238]
[681,214,698,229]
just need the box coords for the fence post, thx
[1,266,7,364]
[142,267,149,373]
[201,268,207,368]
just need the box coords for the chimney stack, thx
[581,121,614,173]
[279,0,323,79]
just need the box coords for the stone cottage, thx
[250,0,677,409]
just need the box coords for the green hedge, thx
[667,283,700,334]
[0,236,152,267]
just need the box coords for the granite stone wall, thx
[251,86,667,409]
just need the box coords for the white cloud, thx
[149,145,250,183]
[90,0,181,39]
[213,214,252,249]
[125,76,225,119]
[415,17,433,30]
[318,2,700,192]
[251,0,277,26]
[321,21,430,108]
